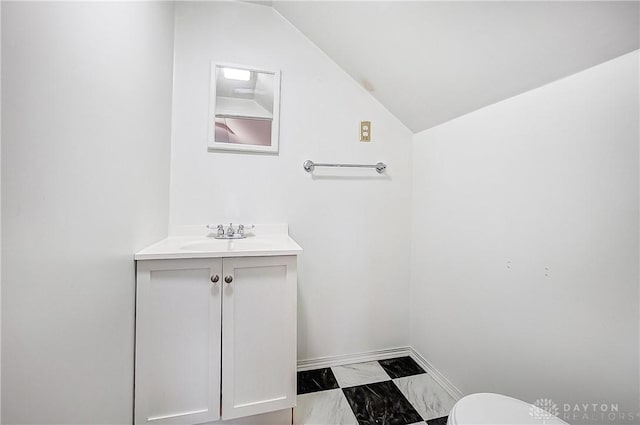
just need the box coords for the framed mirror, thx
[208,63,281,154]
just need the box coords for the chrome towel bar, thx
[303,160,387,174]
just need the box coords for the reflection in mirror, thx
[214,117,272,146]
[208,64,281,153]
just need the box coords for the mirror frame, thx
[207,62,281,154]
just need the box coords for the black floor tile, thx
[297,368,340,394]
[378,356,425,379]
[342,380,424,425]
[427,416,448,425]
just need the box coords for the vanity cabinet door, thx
[135,259,222,425]
[221,256,297,420]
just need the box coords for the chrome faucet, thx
[207,223,254,239]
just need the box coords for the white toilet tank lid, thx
[449,393,569,425]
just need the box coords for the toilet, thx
[448,393,569,425]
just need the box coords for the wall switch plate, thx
[360,121,371,142]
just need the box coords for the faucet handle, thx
[238,224,254,237]
[206,224,226,236]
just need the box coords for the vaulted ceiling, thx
[273,1,640,133]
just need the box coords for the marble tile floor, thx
[295,356,456,425]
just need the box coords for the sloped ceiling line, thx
[273,1,640,133]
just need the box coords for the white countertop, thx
[135,224,303,260]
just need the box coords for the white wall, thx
[410,51,639,421]
[170,2,413,361]
[1,2,175,423]
[1,1,3,421]
[0,1,3,420]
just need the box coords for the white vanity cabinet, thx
[134,255,297,425]
[135,258,222,425]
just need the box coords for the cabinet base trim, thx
[148,408,209,421]
[233,395,287,409]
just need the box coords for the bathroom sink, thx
[180,238,272,252]
[134,224,303,260]
[179,239,228,251]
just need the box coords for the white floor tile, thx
[331,361,391,387]
[394,373,456,421]
[294,389,358,425]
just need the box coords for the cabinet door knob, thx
[210,275,219,283]
[224,275,233,284]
